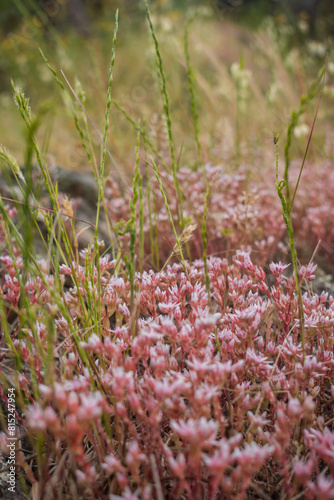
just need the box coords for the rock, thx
[0,165,114,255]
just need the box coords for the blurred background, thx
[1,0,334,37]
[0,0,334,172]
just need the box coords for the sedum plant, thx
[0,4,333,500]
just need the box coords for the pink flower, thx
[27,405,61,435]
[270,261,290,276]
[81,333,103,352]
[232,442,273,475]
[299,262,317,281]
[59,265,72,275]
[77,392,106,421]
[293,458,314,483]
[39,384,53,400]
[203,438,232,476]
[308,475,334,499]
[102,454,125,475]
[171,417,218,448]
[287,398,303,418]
[67,391,79,413]
[54,383,67,411]
[167,452,187,480]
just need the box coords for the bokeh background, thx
[0,0,334,174]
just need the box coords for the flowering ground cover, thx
[0,3,334,500]
[1,206,334,499]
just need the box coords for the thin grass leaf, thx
[144,0,184,228]
[184,12,204,173]
[290,55,328,211]
[152,157,188,277]
[61,70,129,191]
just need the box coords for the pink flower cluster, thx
[104,160,334,271]
[1,219,333,498]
